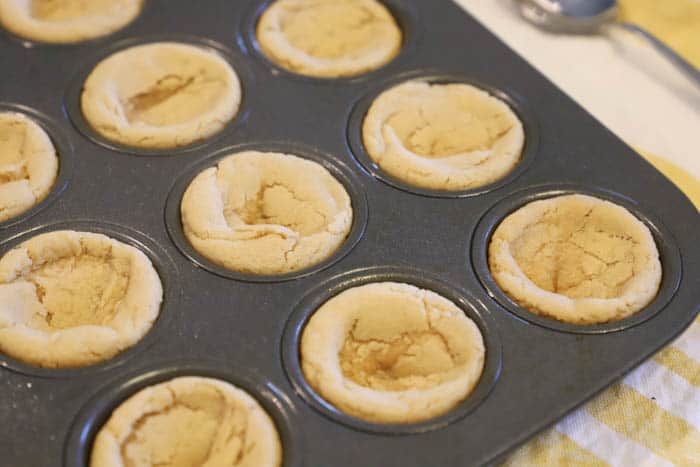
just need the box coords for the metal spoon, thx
[515,0,700,86]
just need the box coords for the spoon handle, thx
[618,22,700,87]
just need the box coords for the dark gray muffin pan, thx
[0,0,698,466]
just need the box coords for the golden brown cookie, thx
[0,230,162,367]
[90,376,282,467]
[181,151,353,275]
[81,42,241,149]
[257,0,402,77]
[362,80,525,191]
[0,0,143,43]
[301,282,485,424]
[0,111,58,223]
[488,194,662,324]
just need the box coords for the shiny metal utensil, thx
[515,0,700,86]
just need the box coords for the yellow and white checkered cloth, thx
[457,0,700,464]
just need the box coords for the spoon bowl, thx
[516,0,618,34]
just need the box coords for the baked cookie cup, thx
[256,0,402,78]
[0,111,58,223]
[0,230,162,368]
[488,194,662,325]
[362,80,525,191]
[0,0,143,44]
[90,376,282,467]
[300,282,485,424]
[81,41,241,149]
[180,150,353,276]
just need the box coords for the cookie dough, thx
[81,42,241,149]
[0,0,142,44]
[301,282,485,424]
[362,80,525,191]
[256,0,402,78]
[90,376,282,467]
[0,230,162,368]
[0,112,58,223]
[488,194,662,324]
[181,151,353,275]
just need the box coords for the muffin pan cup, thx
[164,141,369,282]
[63,360,304,467]
[0,0,698,466]
[281,266,502,435]
[239,0,423,84]
[0,220,180,378]
[471,183,682,334]
[346,70,540,198]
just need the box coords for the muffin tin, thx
[0,0,698,466]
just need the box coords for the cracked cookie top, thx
[488,194,662,324]
[0,112,58,223]
[0,230,162,367]
[181,150,353,275]
[90,376,282,467]
[81,42,241,149]
[256,0,402,78]
[0,0,142,43]
[362,80,525,191]
[301,282,485,424]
